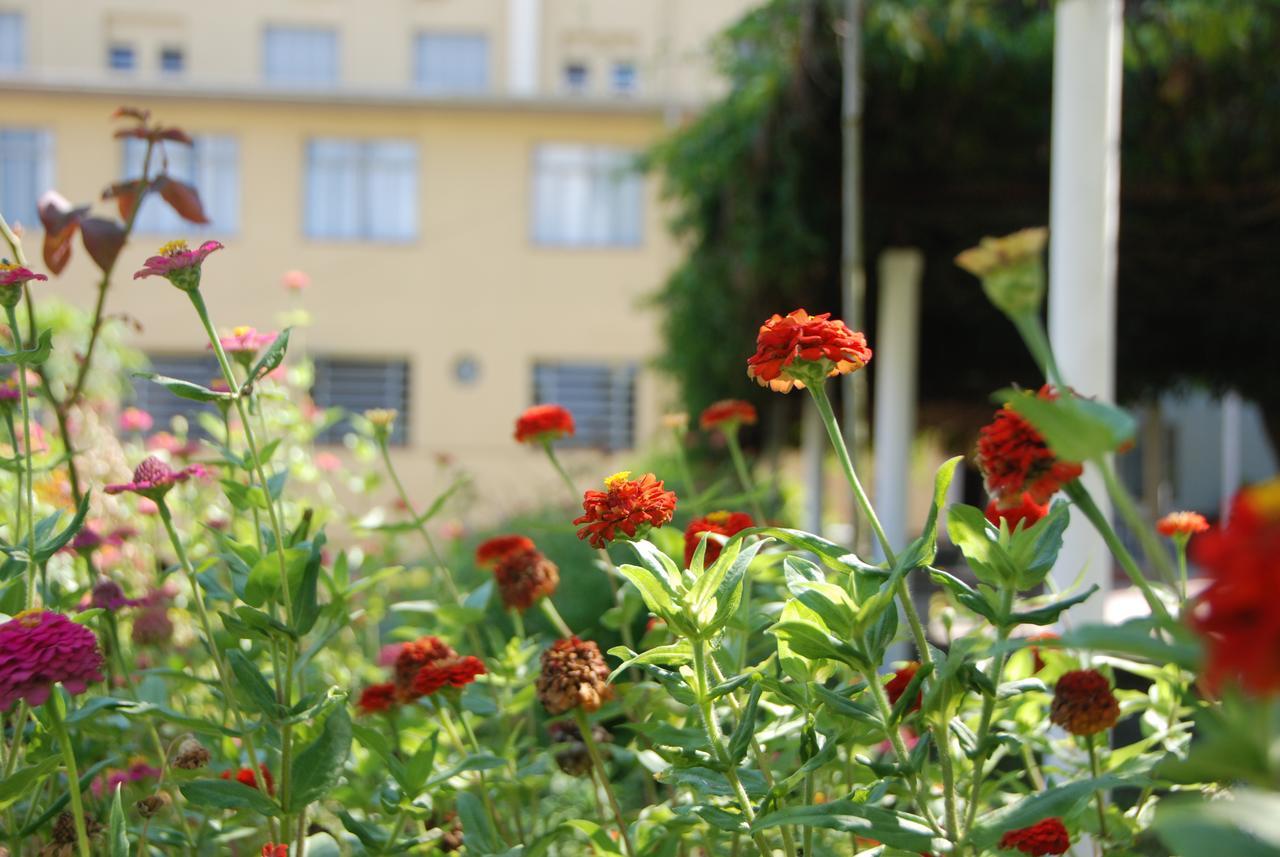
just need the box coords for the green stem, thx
[1009,312,1064,390]
[4,304,37,609]
[862,669,945,837]
[1175,540,1189,605]
[47,695,92,857]
[935,712,961,845]
[725,428,767,524]
[670,429,702,517]
[1087,734,1109,850]
[574,708,636,857]
[692,639,773,857]
[539,598,574,638]
[960,587,1015,842]
[1097,459,1178,587]
[543,441,578,500]
[1064,481,1173,627]
[437,700,508,844]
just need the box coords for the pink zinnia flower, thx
[0,610,105,710]
[213,326,277,367]
[281,269,310,291]
[133,240,223,291]
[0,374,36,406]
[147,432,200,458]
[119,407,154,433]
[105,456,203,500]
[0,263,47,308]
[93,761,161,799]
[81,577,143,612]
[314,452,341,472]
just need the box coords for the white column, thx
[1220,391,1243,524]
[507,0,541,97]
[802,406,825,536]
[1047,0,1125,623]
[873,248,923,558]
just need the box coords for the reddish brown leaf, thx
[113,127,149,141]
[102,180,145,222]
[111,106,151,122]
[79,217,126,273]
[154,175,209,225]
[156,127,194,146]
[37,192,86,275]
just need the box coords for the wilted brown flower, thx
[43,811,104,856]
[548,720,612,777]
[536,637,614,715]
[135,792,171,819]
[172,737,211,770]
[1050,669,1120,736]
[426,812,464,852]
[493,547,560,611]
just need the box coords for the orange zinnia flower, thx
[574,471,677,549]
[683,511,754,567]
[746,309,872,393]
[1157,511,1209,538]
[976,386,1083,506]
[699,399,758,431]
[475,534,536,568]
[515,404,575,444]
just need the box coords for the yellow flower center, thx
[0,262,18,272]
[706,511,732,524]
[14,608,42,627]
[604,471,632,490]
[1245,478,1280,520]
[232,325,252,337]
[158,240,190,257]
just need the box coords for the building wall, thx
[0,0,756,519]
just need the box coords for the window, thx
[313,358,410,445]
[160,47,184,74]
[305,139,418,241]
[0,128,53,231]
[533,362,637,450]
[414,33,489,94]
[563,62,589,93]
[263,26,338,86]
[108,44,135,71]
[0,13,24,72]
[532,144,642,247]
[132,354,221,435]
[123,136,240,233]
[611,61,637,95]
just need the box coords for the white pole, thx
[1220,391,1243,524]
[1047,0,1124,624]
[872,248,923,558]
[802,406,825,536]
[507,0,541,97]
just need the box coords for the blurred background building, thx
[0,0,756,514]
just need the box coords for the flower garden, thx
[1,108,1278,857]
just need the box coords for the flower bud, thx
[954,227,1048,317]
[172,737,211,770]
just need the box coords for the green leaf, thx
[34,492,91,561]
[21,757,116,835]
[753,801,945,854]
[740,526,881,576]
[616,563,680,620]
[456,791,503,854]
[970,775,1135,848]
[109,784,128,857]
[557,819,624,856]
[1009,584,1099,626]
[1007,500,1071,588]
[133,371,234,403]
[768,619,864,669]
[180,779,279,816]
[607,642,692,682]
[929,568,1001,623]
[244,547,309,607]
[247,326,291,384]
[0,328,53,365]
[0,757,59,810]
[919,456,963,566]
[1001,387,1136,462]
[287,705,352,811]
[727,679,763,764]
[947,504,1015,587]
[1154,791,1280,857]
[784,556,859,637]
[227,650,283,719]
[1053,619,1201,668]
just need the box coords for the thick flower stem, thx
[1087,734,1109,851]
[1096,459,1178,587]
[1174,539,1190,604]
[934,713,962,845]
[539,598,575,638]
[46,695,92,857]
[807,382,936,673]
[1009,312,1064,391]
[574,707,636,857]
[4,305,37,609]
[692,639,773,857]
[1063,481,1173,627]
[157,500,280,842]
[861,669,945,838]
[960,587,1016,846]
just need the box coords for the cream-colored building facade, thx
[0,0,754,516]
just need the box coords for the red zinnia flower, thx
[221,764,274,795]
[475,534,536,568]
[1025,631,1059,672]
[393,636,458,700]
[493,547,560,611]
[356,682,398,715]
[699,399,758,431]
[133,240,222,291]
[263,845,289,857]
[574,471,677,549]
[105,456,204,500]
[0,610,104,710]
[683,511,754,567]
[1157,511,1210,539]
[515,404,575,444]
[409,656,486,697]
[1191,480,1280,694]
[998,817,1071,855]
[746,309,873,393]
[984,493,1049,530]
[976,386,1083,506]
[884,662,922,712]
[1050,669,1120,735]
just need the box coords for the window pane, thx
[563,63,589,94]
[415,33,489,94]
[0,13,25,72]
[109,45,135,71]
[313,358,410,445]
[611,61,637,94]
[364,141,418,240]
[532,144,642,247]
[160,48,184,73]
[305,139,362,238]
[0,128,52,231]
[306,138,418,241]
[124,136,240,234]
[533,362,636,450]
[264,27,338,86]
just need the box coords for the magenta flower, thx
[93,762,162,799]
[64,523,132,556]
[119,407,154,433]
[0,610,105,710]
[0,374,35,406]
[0,263,47,308]
[105,456,203,500]
[147,431,200,459]
[81,578,143,612]
[132,240,223,292]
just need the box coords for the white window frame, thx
[263,25,338,87]
[304,138,419,242]
[0,13,25,73]
[531,144,643,248]
[0,128,53,232]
